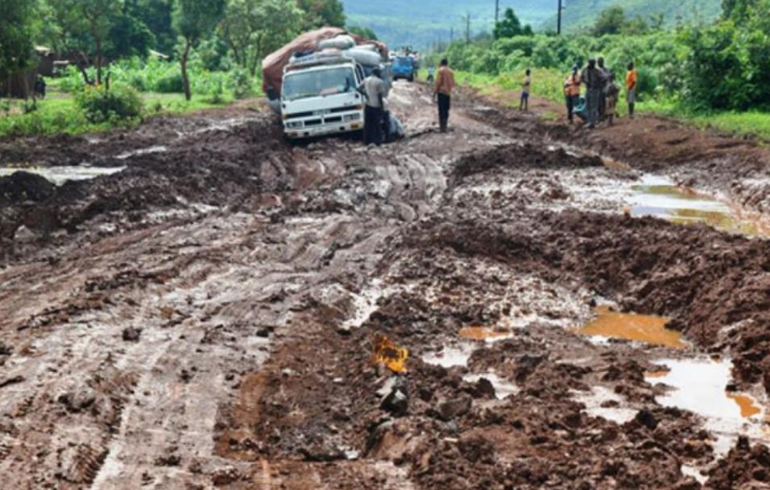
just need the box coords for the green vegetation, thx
[1,0,346,136]
[434,0,770,141]
[341,0,722,48]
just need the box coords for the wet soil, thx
[3,82,770,489]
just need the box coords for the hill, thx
[341,0,722,48]
[544,0,722,32]
[341,0,553,49]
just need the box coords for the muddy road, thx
[3,82,770,489]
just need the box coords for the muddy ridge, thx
[3,82,770,489]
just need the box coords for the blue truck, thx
[391,56,415,82]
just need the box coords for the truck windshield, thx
[395,57,413,67]
[283,67,356,101]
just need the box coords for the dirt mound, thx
[0,171,56,205]
[452,143,603,182]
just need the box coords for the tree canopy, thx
[493,8,534,40]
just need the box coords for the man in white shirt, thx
[358,68,388,145]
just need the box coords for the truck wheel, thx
[408,75,414,82]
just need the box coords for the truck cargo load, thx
[262,28,388,100]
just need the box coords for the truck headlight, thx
[286,120,304,128]
[343,114,361,122]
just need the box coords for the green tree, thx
[136,0,176,54]
[493,8,532,39]
[592,6,627,36]
[722,0,759,20]
[0,0,38,81]
[220,0,302,77]
[107,1,155,60]
[175,0,227,100]
[50,0,121,85]
[297,0,345,30]
[347,26,377,40]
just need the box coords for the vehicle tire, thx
[408,75,414,82]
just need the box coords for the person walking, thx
[563,64,581,123]
[433,58,456,133]
[626,62,637,119]
[520,68,531,112]
[581,58,602,129]
[358,67,388,145]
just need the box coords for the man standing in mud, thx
[434,58,456,133]
[597,57,610,120]
[358,67,388,145]
[581,58,602,129]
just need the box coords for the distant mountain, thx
[341,0,554,49]
[341,0,722,48]
[545,0,721,32]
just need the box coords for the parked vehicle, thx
[392,56,415,82]
[281,53,366,139]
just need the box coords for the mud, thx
[3,81,770,489]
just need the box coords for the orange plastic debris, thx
[374,335,409,374]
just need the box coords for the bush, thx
[155,71,185,93]
[75,84,144,124]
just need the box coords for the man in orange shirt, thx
[563,64,581,123]
[433,58,456,133]
[626,62,638,119]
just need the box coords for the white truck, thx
[280,53,366,140]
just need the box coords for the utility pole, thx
[463,12,471,43]
[557,0,564,35]
[495,0,500,24]
[450,26,454,43]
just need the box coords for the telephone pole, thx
[463,12,471,43]
[495,0,500,23]
[450,26,454,43]
[557,0,564,35]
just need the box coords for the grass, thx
[0,89,235,138]
[455,68,770,142]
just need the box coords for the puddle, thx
[647,358,766,457]
[631,175,770,237]
[463,372,518,399]
[573,386,638,424]
[681,465,708,485]
[422,344,475,368]
[116,146,167,159]
[458,326,513,342]
[575,306,686,349]
[0,166,125,185]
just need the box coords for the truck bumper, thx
[284,120,364,139]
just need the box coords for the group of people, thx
[356,55,636,143]
[565,57,637,128]
[357,58,456,145]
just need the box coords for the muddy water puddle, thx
[0,165,125,185]
[458,326,514,342]
[574,386,638,424]
[647,358,767,457]
[463,372,518,399]
[575,306,687,349]
[631,175,770,237]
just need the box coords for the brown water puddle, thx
[576,306,686,349]
[631,176,770,238]
[459,326,513,341]
[728,393,763,418]
[645,369,671,378]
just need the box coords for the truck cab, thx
[281,55,365,139]
[391,56,415,82]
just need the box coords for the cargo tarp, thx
[262,28,388,99]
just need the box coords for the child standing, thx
[605,74,620,125]
[520,69,531,112]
